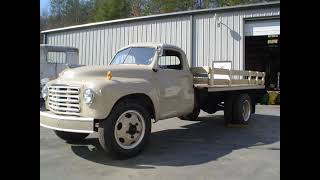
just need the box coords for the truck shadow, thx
[70,114,279,169]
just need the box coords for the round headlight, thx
[41,85,48,99]
[83,89,95,104]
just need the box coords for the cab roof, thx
[119,43,184,52]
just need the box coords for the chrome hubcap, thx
[114,110,145,149]
[242,100,251,122]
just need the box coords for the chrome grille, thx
[48,85,80,116]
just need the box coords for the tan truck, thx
[40,43,265,158]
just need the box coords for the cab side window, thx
[158,49,183,70]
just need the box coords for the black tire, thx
[224,95,234,125]
[98,99,151,159]
[178,107,200,121]
[54,130,89,142]
[231,94,252,125]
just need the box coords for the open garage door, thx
[245,19,280,36]
[245,18,280,90]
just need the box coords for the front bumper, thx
[40,111,94,133]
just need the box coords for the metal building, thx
[41,1,280,74]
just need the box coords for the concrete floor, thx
[40,105,280,180]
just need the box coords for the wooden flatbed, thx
[191,66,265,92]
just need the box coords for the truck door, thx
[156,49,194,119]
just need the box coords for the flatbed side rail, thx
[191,66,265,87]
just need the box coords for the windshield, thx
[110,47,155,65]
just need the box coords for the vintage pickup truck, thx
[40,43,265,158]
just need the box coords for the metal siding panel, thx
[43,7,279,67]
[69,32,72,46]
[186,18,189,63]
[176,19,182,50]
[132,25,136,43]
[96,29,100,65]
[120,25,125,48]
[46,34,50,44]
[57,35,61,61]
[228,13,234,65]
[151,22,156,42]
[204,15,210,67]
[89,30,93,65]
[114,26,118,61]
[165,21,169,44]
[104,27,109,64]
[216,15,221,63]
[115,26,119,53]
[101,27,105,65]
[147,23,152,43]
[109,27,114,64]
[172,19,176,46]
[105,28,109,64]
[184,18,189,64]
[199,17,203,66]
[138,23,142,43]
[127,25,132,45]
[169,19,173,44]
[54,34,58,62]
[222,15,228,62]
[64,32,67,45]
[209,14,215,64]
[111,26,115,60]
[72,31,76,47]
[167,20,171,44]
[86,31,90,65]
[124,25,128,46]
[67,32,71,46]
[239,11,244,70]
[159,20,164,43]
[132,24,135,44]
[69,32,73,47]
[81,31,85,65]
[142,24,147,42]
[156,21,161,43]
[234,12,240,71]
[77,31,82,65]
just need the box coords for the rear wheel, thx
[54,130,89,142]
[98,100,151,159]
[231,94,252,124]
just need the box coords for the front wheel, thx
[54,130,89,142]
[98,100,151,159]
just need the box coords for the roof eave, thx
[41,1,279,34]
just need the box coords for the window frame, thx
[110,47,156,65]
[157,49,183,70]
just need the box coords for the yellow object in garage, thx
[268,91,279,105]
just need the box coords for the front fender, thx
[82,78,159,120]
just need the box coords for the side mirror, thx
[157,46,163,56]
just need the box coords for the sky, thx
[40,0,50,15]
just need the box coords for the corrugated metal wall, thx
[45,6,279,70]
[46,16,191,66]
[193,7,280,70]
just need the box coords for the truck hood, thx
[58,64,153,80]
